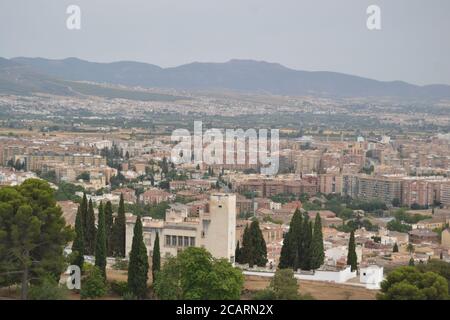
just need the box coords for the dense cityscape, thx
[1,84,450,301]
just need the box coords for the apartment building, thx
[236,176,318,197]
[295,151,321,174]
[342,174,402,205]
[319,173,343,195]
[441,183,450,208]
[139,188,172,204]
[25,153,106,171]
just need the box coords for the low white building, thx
[360,265,384,289]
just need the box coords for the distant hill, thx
[0,58,74,96]
[0,58,185,101]
[5,57,450,99]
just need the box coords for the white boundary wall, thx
[243,266,357,284]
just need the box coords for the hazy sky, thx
[1,0,449,85]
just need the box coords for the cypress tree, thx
[251,220,267,267]
[128,215,149,299]
[241,221,267,267]
[278,232,291,269]
[393,242,399,253]
[240,225,252,266]
[235,240,241,264]
[112,194,126,257]
[105,201,114,256]
[347,230,358,272]
[95,202,107,278]
[279,208,303,269]
[298,214,312,270]
[81,193,88,239]
[310,213,325,270]
[152,232,161,283]
[72,206,85,272]
[85,199,97,255]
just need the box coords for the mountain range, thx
[1,56,450,100]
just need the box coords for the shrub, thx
[80,266,107,299]
[28,276,68,300]
[109,280,129,296]
[252,289,276,300]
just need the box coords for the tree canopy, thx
[377,266,448,300]
[154,247,244,300]
[0,179,73,299]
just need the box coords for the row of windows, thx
[165,235,196,248]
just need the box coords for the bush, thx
[28,276,68,300]
[82,262,95,274]
[270,269,299,300]
[109,280,129,296]
[253,289,276,300]
[122,292,137,300]
[80,266,107,299]
[253,269,300,300]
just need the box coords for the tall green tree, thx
[309,213,324,270]
[279,208,303,269]
[95,202,107,278]
[347,230,357,272]
[72,206,84,271]
[240,225,251,264]
[278,233,291,269]
[104,201,114,256]
[235,240,242,264]
[127,215,149,299]
[240,221,267,267]
[85,199,97,255]
[0,179,73,299]
[112,194,126,257]
[298,217,312,270]
[152,232,161,283]
[81,193,88,237]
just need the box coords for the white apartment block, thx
[125,193,236,263]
